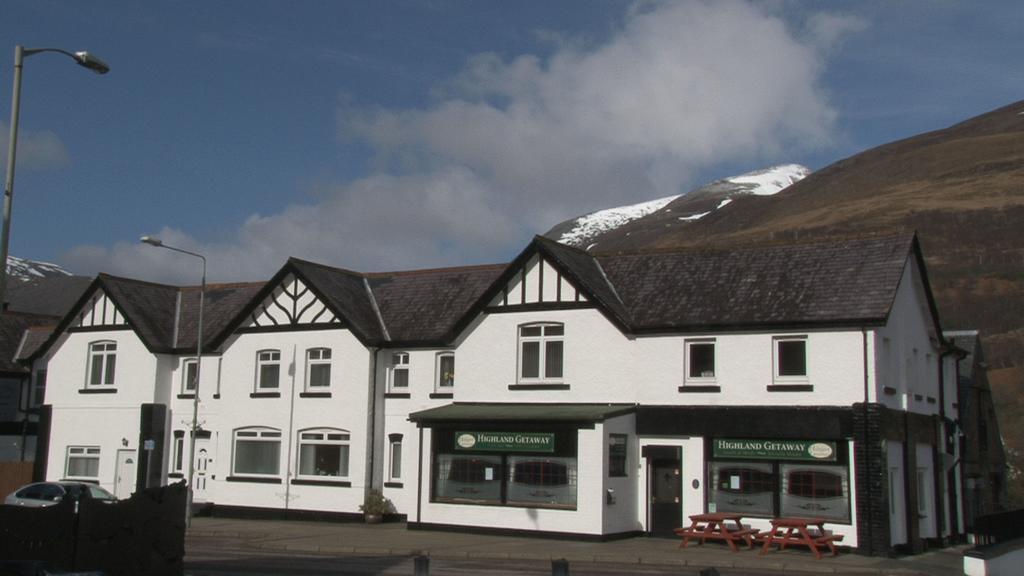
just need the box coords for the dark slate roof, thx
[5,275,93,317]
[98,275,180,351]
[368,264,506,344]
[596,235,915,331]
[14,325,54,363]
[0,312,58,373]
[289,259,387,344]
[175,282,265,351]
[537,238,632,328]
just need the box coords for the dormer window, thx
[518,323,563,382]
[87,341,117,387]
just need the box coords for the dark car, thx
[3,481,117,508]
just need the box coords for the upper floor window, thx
[256,350,281,390]
[306,348,332,390]
[232,427,281,476]
[774,336,807,380]
[87,341,117,386]
[389,352,409,392]
[436,352,454,391]
[182,359,198,394]
[31,370,47,408]
[297,428,350,479]
[686,339,716,381]
[518,323,563,382]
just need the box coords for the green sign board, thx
[713,438,837,462]
[455,431,554,453]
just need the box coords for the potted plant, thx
[360,488,391,524]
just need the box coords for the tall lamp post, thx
[2,45,109,310]
[141,236,205,527]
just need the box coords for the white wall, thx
[601,413,639,534]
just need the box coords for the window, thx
[917,468,928,515]
[507,456,578,509]
[686,340,716,380]
[87,341,117,386]
[608,434,628,477]
[256,350,281,390]
[31,370,47,408]
[774,337,807,379]
[436,352,455,391]
[232,427,281,476]
[389,435,403,481]
[518,323,564,382]
[173,433,184,474]
[66,446,101,479]
[297,428,350,478]
[389,353,409,392]
[709,462,776,517]
[182,359,198,394]
[780,464,850,522]
[306,348,332,389]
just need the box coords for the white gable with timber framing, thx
[74,290,127,328]
[489,253,588,307]
[244,273,341,328]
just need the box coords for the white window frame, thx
[181,358,198,394]
[231,427,282,477]
[296,428,350,480]
[255,350,281,390]
[389,435,403,481]
[305,348,332,390]
[388,352,409,392]
[86,341,117,387]
[773,335,809,383]
[435,352,455,392]
[31,369,47,408]
[66,446,101,480]
[517,323,564,383]
[173,434,185,474]
[684,338,716,383]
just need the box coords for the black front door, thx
[649,457,682,536]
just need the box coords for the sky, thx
[1,0,1022,284]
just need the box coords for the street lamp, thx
[140,235,205,527]
[1,45,110,310]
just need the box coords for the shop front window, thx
[434,454,503,505]
[709,462,776,516]
[507,456,577,509]
[780,464,850,522]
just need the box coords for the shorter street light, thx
[140,236,205,527]
[1,45,109,310]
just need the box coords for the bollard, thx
[551,558,569,576]
[413,555,429,576]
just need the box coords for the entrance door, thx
[114,449,136,499]
[649,456,682,537]
[192,439,211,501]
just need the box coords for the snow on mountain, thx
[6,255,73,281]
[556,164,809,247]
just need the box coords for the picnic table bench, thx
[758,517,844,559]
[675,512,760,552]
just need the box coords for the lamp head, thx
[140,236,163,247]
[73,51,110,74]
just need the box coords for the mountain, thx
[548,164,810,250]
[545,100,1024,503]
[6,255,72,281]
[4,257,91,317]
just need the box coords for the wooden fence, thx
[0,460,34,499]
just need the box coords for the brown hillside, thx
[586,100,1024,501]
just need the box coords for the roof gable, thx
[71,289,128,329]
[487,252,589,308]
[241,273,342,329]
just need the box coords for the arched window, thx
[232,426,281,476]
[297,428,350,479]
[517,323,563,382]
[87,341,117,387]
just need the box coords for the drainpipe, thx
[365,347,379,495]
[861,327,875,554]
[283,344,298,514]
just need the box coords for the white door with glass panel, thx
[193,439,211,501]
[114,449,136,499]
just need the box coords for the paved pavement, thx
[186,517,966,576]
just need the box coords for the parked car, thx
[3,481,117,508]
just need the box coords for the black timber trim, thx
[630,318,886,336]
[291,479,351,487]
[484,302,596,314]
[79,388,117,394]
[249,391,281,399]
[66,325,131,333]
[385,392,411,399]
[177,394,196,399]
[678,385,721,393]
[637,405,853,438]
[508,383,570,391]
[235,323,343,335]
[766,384,814,392]
[225,476,282,484]
[167,472,184,479]
[883,386,898,396]
[384,481,404,488]
[299,391,332,398]
[33,405,51,481]
[429,392,454,399]
[408,522,641,542]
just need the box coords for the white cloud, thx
[64,0,855,283]
[0,121,69,170]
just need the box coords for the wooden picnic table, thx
[758,517,844,559]
[674,512,759,552]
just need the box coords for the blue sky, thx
[2,0,1022,283]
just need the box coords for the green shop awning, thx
[408,403,636,425]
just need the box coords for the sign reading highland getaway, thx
[455,431,554,453]
[713,438,837,462]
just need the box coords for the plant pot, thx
[365,513,383,524]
